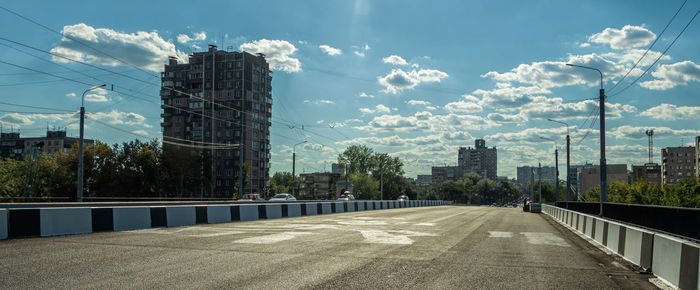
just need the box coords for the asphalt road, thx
[0,206,657,289]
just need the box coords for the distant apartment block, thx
[576,164,627,195]
[299,172,341,199]
[696,136,700,179]
[416,174,432,183]
[516,165,557,185]
[1,129,93,160]
[458,139,497,180]
[160,46,272,197]
[631,164,661,186]
[331,163,345,174]
[661,145,696,184]
[431,166,464,184]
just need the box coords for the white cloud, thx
[425,106,438,111]
[359,92,375,98]
[354,51,365,57]
[319,44,342,56]
[473,84,550,110]
[444,100,483,113]
[50,23,188,72]
[66,92,76,97]
[0,112,75,127]
[304,99,335,105]
[639,104,700,120]
[609,125,700,140]
[377,68,448,94]
[355,111,492,133]
[487,127,571,144]
[481,53,625,89]
[382,55,408,66]
[639,60,700,90]
[588,25,656,50]
[579,42,591,48]
[407,100,430,106]
[84,88,109,103]
[240,39,301,73]
[91,110,150,127]
[353,43,370,57]
[359,104,391,114]
[176,31,206,44]
[132,129,149,136]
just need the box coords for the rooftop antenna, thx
[645,129,654,164]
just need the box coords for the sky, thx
[0,0,699,179]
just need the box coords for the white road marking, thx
[190,231,244,237]
[359,230,436,245]
[338,220,388,226]
[488,231,513,238]
[414,223,435,226]
[520,232,570,247]
[234,232,313,244]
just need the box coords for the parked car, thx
[238,193,264,201]
[269,193,296,201]
[337,194,355,201]
[397,195,409,201]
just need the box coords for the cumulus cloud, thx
[355,111,492,133]
[382,55,408,66]
[359,92,375,98]
[481,53,625,89]
[176,31,206,44]
[639,104,700,120]
[132,129,149,136]
[319,44,342,56]
[0,112,75,127]
[487,127,571,144]
[338,134,443,147]
[639,60,700,90]
[588,25,656,50]
[84,88,109,103]
[609,125,700,140]
[50,23,188,72]
[353,43,370,57]
[66,92,76,97]
[473,84,550,110]
[240,39,301,72]
[304,99,335,105]
[359,104,391,114]
[407,100,430,106]
[91,110,150,127]
[377,68,448,94]
[444,100,483,113]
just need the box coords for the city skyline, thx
[1,1,699,178]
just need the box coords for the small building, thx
[299,172,342,199]
[576,164,628,195]
[632,164,661,186]
[1,129,93,160]
[661,146,696,184]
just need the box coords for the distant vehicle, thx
[269,193,296,201]
[238,193,264,201]
[337,194,355,201]
[397,195,409,201]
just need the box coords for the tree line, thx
[0,139,249,201]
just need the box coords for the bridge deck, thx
[0,206,656,289]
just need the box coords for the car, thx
[337,194,355,201]
[268,193,296,201]
[238,193,264,201]
[397,195,409,201]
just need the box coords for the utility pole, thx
[292,141,307,196]
[538,162,542,203]
[567,64,605,216]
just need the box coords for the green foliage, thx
[435,172,522,205]
[270,171,293,195]
[582,179,700,208]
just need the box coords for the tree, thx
[338,145,374,175]
[350,173,379,200]
[371,153,405,199]
[270,172,293,195]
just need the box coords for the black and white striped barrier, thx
[1,200,453,240]
[543,204,699,289]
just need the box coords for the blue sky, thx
[0,0,699,178]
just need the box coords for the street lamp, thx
[77,84,106,202]
[540,136,559,204]
[566,63,606,217]
[548,118,571,208]
[291,141,307,197]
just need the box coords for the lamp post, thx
[291,141,307,197]
[548,118,570,208]
[77,84,106,202]
[540,136,559,204]
[566,63,606,217]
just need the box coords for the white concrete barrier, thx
[286,204,301,217]
[622,226,654,270]
[206,205,232,224]
[593,218,606,245]
[166,206,196,227]
[238,205,259,221]
[40,208,92,237]
[0,209,7,239]
[112,207,151,231]
[320,203,332,214]
[346,202,355,212]
[357,201,365,211]
[260,204,282,219]
[303,203,317,215]
[334,202,345,213]
[652,233,700,289]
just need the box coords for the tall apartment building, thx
[458,139,497,180]
[696,136,700,179]
[1,129,93,160]
[661,146,696,184]
[576,164,627,195]
[160,46,272,197]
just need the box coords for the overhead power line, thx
[609,7,700,97]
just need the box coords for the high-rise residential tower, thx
[458,139,497,180]
[160,46,272,197]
